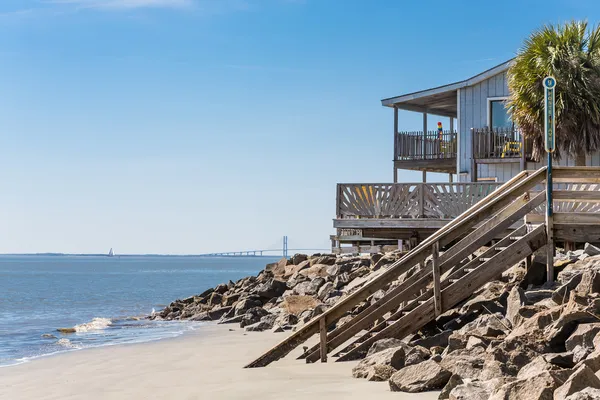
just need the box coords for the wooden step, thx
[463,268,477,273]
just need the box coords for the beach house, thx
[332,60,600,253]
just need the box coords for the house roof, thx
[381,59,514,117]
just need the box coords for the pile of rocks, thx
[150,251,404,333]
[351,243,600,399]
[153,242,600,399]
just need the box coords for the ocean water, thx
[0,255,279,367]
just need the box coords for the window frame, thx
[487,96,511,129]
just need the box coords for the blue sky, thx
[0,0,596,254]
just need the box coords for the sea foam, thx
[73,317,112,332]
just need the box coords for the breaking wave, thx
[73,317,112,332]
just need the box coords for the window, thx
[489,99,512,129]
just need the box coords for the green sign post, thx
[543,76,556,282]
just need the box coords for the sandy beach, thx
[0,324,439,400]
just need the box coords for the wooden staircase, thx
[245,168,550,368]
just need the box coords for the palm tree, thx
[507,21,600,165]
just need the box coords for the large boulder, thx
[516,355,570,380]
[411,330,452,349]
[553,274,585,305]
[449,378,508,400]
[439,347,485,381]
[488,371,567,400]
[245,314,277,332]
[456,313,510,338]
[233,297,262,316]
[388,359,451,393]
[576,269,600,296]
[352,347,406,381]
[291,253,308,265]
[240,307,269,328]
[255,279,287,299]
[310,255,337,266]
[566,323,600,352]
[554,365,600,400]
[366,338,404,357]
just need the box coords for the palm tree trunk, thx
[575,151,586,166]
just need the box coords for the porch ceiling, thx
[390,89,458,118]
[381,59,514,118]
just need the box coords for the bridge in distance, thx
[198,236,328,258]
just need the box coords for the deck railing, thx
[395,130,457,161]
[336,182,501,219]
[472,127,533,160]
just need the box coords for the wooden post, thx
[319,317,327,363]
[423,112,428,159]
[418,183,425,217]
[422,170,427,183]
[520,129,526,172]
[449,173,453,183]
[394,106,399,174]
[471,128,477,182]
[432,241,442,317]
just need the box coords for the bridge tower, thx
[283,236,288,259]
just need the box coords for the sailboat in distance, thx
[108,248,115,257]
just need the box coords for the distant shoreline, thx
[0,253,284,258]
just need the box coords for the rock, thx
[506,286,528,327]
[577,350,600,372]
[446,333,469,353]
[572,345,592,364]
[245,313,277,331]
[325,263,354,277]
[488,371,566,400]
[317,282,335,301]
[292,280,313,296]
[57,328,76,334]
[542,352,575,369]
[240,307,269,328]
[553,274,584,305]
[517,355,568,380]
[366,364,396,382]
[305,277,326,296]
[310,255,337,266]
[546,297,598,350]
[214,283,229,294]
[222,293,241,306]
[506,306,562,343]
[274,312,298,327]
[567,324,600,352]
[291,253,308,265]
[585,243,600,257]
[576,270,600,296]
[524,289,554,304]
[218,315,243,324]
[255,279,287,299]
[411,330,452,349]
[439,347,485,381]
[554,365,600,400]
[234,297,262,316]
[439,374,464,400]
[208,292,223,306]
[352,347,406,379]
[565,387,600,399]
[388,359,451,393]
[190,306,232,321]
[366,338,404,357]
[449,379,504,400]
[465,336,488,350]
[264,258,288,277]
[457,313,509,338]
[333,273,351,290]
[405,345,431,366]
